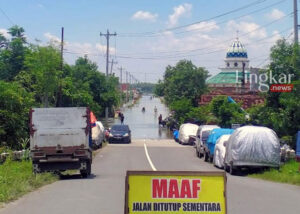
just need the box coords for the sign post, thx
[125,171,227,214]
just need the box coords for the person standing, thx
[120,113,125,124]
[158,114,162,125]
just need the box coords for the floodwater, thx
[102,95,172,139]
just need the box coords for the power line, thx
[119,0,267,37]
[119,0,287,38]
[0,6,14,25]
[116,13,292,59]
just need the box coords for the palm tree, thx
[8,25,26,43]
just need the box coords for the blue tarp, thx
[207,128,234,155]
[297,131,300,157]
[173,130,179,141]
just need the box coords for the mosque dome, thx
[226,38,248,58]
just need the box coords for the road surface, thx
[1,139,300,214]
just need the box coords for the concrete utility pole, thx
[61,27,64,71]
[119,67,123,107]
[126,71,128,102]
[100,29,117,121]
[56,27,64,107]
[110,59,117,75]
[294,0,299,44]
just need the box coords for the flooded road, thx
[103,95,172,139]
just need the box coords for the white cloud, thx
[96,43,115,54]
[131,11,158,22]
[267,9,285,20]
[186,21,219,33]
[168,3,192,27]
[44,32,60,44]
[0,29,10,39]
[226,20,267,39]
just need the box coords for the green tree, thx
[210,96,246,128]
[154,80,164,96]
[170,98,193,124]
[22,45,61,107]
[163,60,209,106]
[0,25,27,81]
[0,81,34,149]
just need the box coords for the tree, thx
[8,25,26,43]
[23,45,61,107]
[163,60,209,106]
[210,96,246,128]
[170,98,193,124]
[0,25,27,81]
[0,81,34,149]
[154,80,164,96]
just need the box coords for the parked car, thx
[204,128,234,162]
[92,121,105,149]
[178,123,199,145]
[108,125,131,144]
[213,135,231,168]
[224,126,280,175]
[195,125,220,158]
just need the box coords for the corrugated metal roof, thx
[206,71,249,84]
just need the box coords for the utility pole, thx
[126,71,128,102]
[100,29,117,121]
[294,0,299,44]
[56,27,64,107]
[61,27,64,71]
[110,59,117,75]
[119,67,123,107]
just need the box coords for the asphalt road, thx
[1,139,300,214]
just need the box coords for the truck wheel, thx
[204,152,209,162]
[80,161,91,178]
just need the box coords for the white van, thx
[195,125,220,158]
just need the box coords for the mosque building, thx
[199,37,264,109]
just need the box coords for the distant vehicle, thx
[108,125,131,144]
[213,135,231,168]
[92,121,105,149]
[204,128,234,162]
[178,123,198,145]
[195,125,220,158]
[224,126,280,175]
[30,107,92,178]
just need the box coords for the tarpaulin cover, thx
[178,123,198,144]
[207,128,234,155]
[225,126,280,167]
[214,135,231,168]
[296,131,300,158]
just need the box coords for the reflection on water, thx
[102,95,172,139]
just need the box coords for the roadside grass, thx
[0,159,58,203]
[249,160,300,186]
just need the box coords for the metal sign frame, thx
[124,171,227,214]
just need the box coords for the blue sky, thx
[0,0,294,82]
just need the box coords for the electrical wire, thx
[119,0,287,38]
[0,6,14,25]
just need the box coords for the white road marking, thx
[144,143,157,171]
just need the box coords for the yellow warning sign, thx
[125,171,227,214]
